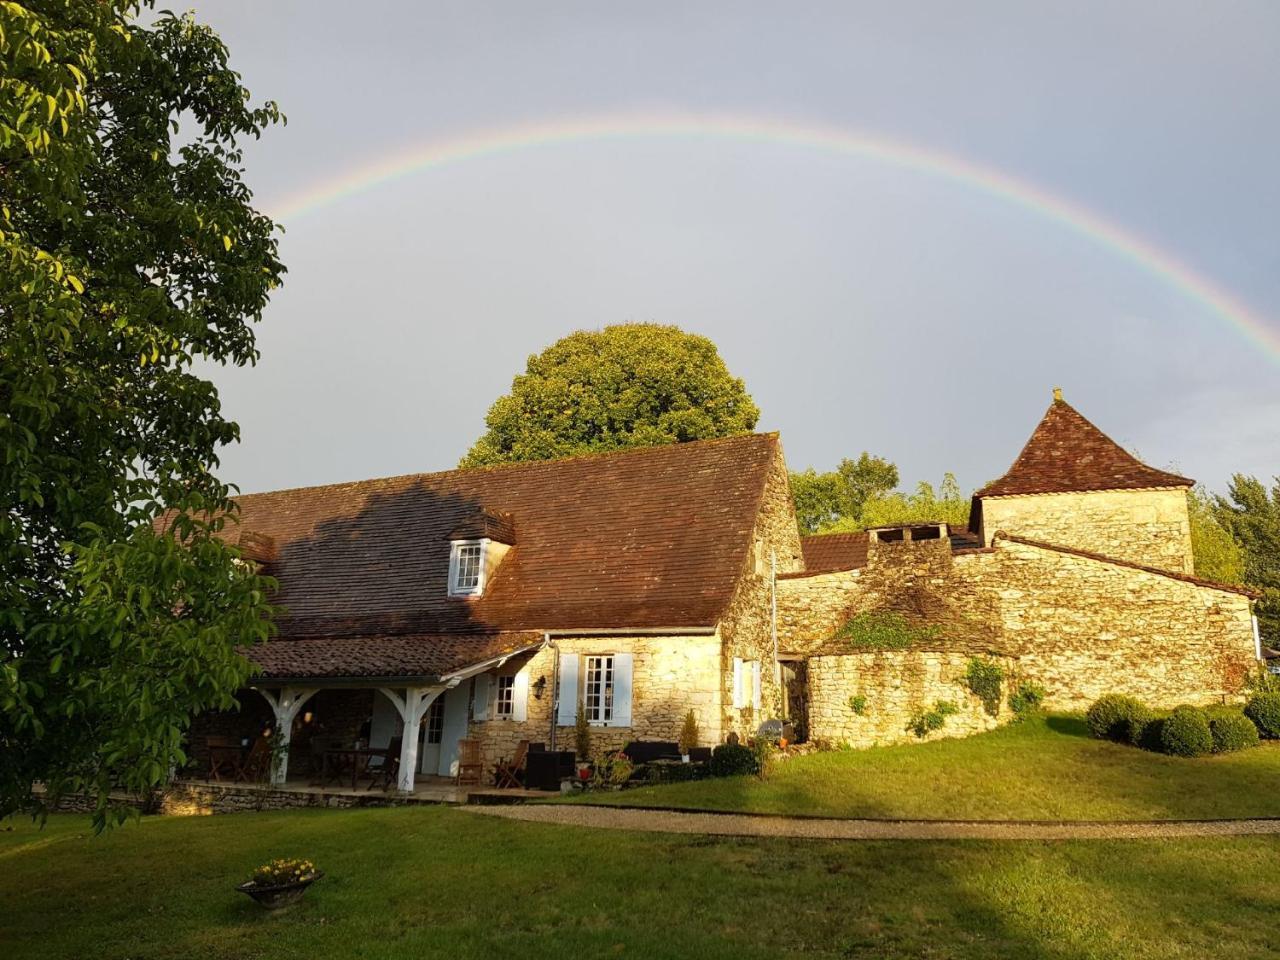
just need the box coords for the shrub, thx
[1159,706,1213,758]
[1086,694,1147,742]
[1007,681,1047,721]
[750,737,777,781]
[1209,711,1261,754]
[1244,693,1280,739]
[1244,666,1280,695]
[907,700,959,738]
[1124,703,1159,749]
[848,694,868,716]
[964,658,1005,716]
[677,710,699,755]
[574,702,592,760]
[710,743,759,777]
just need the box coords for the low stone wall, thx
[159,782,429,816]
[807,650,1016,749]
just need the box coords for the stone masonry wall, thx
[980,487,1194,574]
[954,537,1255,709]
[808,650,1016,748]
[777,569,864,657]
[468,632,724,773]
[717,441,805,741]
[779,535,1256,721]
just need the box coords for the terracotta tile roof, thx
[243,632,543,682]
[799,532,869,574]
[998,534,1260,598]
[226,433,778,638]
[975,398,1192,498]
[447,509,516,544]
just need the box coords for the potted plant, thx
[678,709,699,763]
[236,858,322,910]
[574,702,592,779]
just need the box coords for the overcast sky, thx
[187,1,1279,496]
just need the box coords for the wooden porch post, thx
[376,685,448,793]
[257,686,319,787]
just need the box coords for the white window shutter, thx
[611,653,633,727]
[752,661,762,711]
[472,673,490,722]
[732,657,744,709]
[556,654,579,725]
[512,668,530,723]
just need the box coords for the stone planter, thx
[236,872,322,910]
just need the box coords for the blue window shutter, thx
[611,653,633,727]
[556,654,579,725]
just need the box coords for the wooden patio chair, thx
[492,740,529,789]
[237,735,272,784]
[455,738,483,786]
[205,735,240,782]
[365,737,402,792]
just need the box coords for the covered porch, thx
[185,632,549,795]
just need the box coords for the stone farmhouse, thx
[191,392,1260,789]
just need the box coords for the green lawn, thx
[566,715,1280,820]
[3,806,1279,959]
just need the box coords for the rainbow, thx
[265,112,1280,360]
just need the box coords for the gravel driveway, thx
[468,803,1280,840]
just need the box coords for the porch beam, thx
[256,685,318,787]
[376,683,452,793]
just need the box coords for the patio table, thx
[320,748,388,790]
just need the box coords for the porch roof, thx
[242,631,544,684]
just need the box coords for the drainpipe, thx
[545,632,559,752]
[771,549,780,702]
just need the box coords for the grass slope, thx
[567,715,1280,820]
[3,807,1279,960]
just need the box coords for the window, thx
[495,675,516,720]
[448,540,485,596]
[584,655,615,724]
[425,697,444,745]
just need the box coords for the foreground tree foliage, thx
[460,323,760,467]
[1214,476,1280,644]
[0,2,283,825]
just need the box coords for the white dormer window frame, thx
[448,538,489,597]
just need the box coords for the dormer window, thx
[445,508,516,599]
[449,540,487,597]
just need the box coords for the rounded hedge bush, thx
[1086,694,1146,742]
[1209,711,1261,754]
[1159,706,1213,757]
[709,743,758,777]
[1124,703,1158,748]
[1244,693,1280,739]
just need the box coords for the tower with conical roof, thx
[970,390,1195,574]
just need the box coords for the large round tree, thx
[1,3,283,825]
[461,324,761,467]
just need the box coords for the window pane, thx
[496,675,515,719]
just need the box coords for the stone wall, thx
[954,537,1255,709]
[777,568,863,656]
[160,782,426,815]
[808,650,1016,748]
[979,487,1194,574]
[467,632,724,772]
[717,442,805,740]
[779,534,1257,720]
